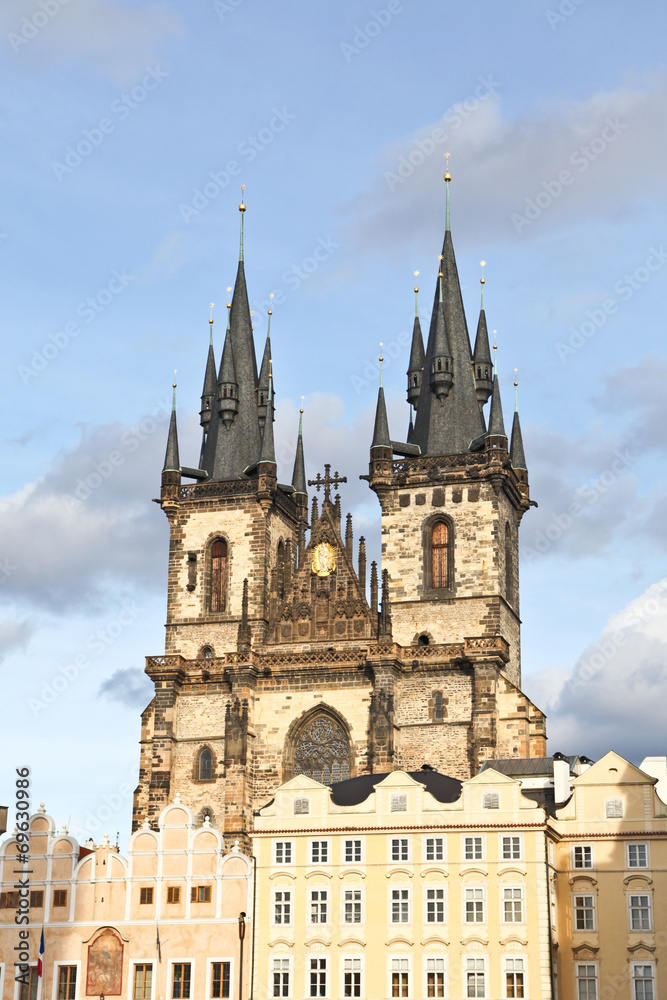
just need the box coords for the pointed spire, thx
[217,305,239,430]
[430,263,454,403]
[162,376,180,473]
[473,266,493,408]
[239,185,246,261]
[510,375,528,473]
[358,536,367,595]
[257,298,275,434]
[345,513,353,560]
[200,304,218,428]
[372,345,391,452]
[370,560,378,622]
[488,373,507,440]
[444,153,451,231]
[258,373,276,465]
[291,402,307,496]
[407,405,414,442]
[407,272,425,410]
[310,495,319,527]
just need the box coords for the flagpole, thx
[155,921,162,1000]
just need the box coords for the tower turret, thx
[510,377,529,490]
[161,378,181,492]
[473,270,493,407]
[217,301,239,430]
[406,277,425,409]
[430,267,454,403]
[200,305,217,429]
[257,300,274,434]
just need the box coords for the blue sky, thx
[2,0,667,843]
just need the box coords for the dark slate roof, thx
[487,374,506,437]
[330,769,462,807]
[473,307,492,370]
[202,340,217,399]
[510,409,527,471]
[162,402,180,473]
[291,414,307,495]
[371,386,391,449]
[479,756,578,777]
[408,314,425,373]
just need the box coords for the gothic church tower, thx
[133,182,545,841]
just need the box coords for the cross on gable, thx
[307,463,347,504]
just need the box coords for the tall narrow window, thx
[276,541,285,601]
[199,747,212,781]
[434,692,443,720]
[505,523,514,604]
[210,540,227,613]
[134,965,153,1000]
[431,522,449,589]
[19,968,39,1000]
[58,967,77,1000]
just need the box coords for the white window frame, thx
[167,959,194,1000]
[309,888,329,925]
[271,957,291,999]
[309,839,331,865]
[272,889,292,926]
[504,956,527,999]
[574,962,598,1000]
[389,886,411,924]
[463,885,486,925]
[627,842,649,869]
[424,956,447,999]
[572,893,596,932]
[462,835,484,862]
[307,955,328,999]
[424,836,445,863]
[631,962,656,1000]
[464,955,486,999]
[424,885,446,924]
[205,958,234,1000]
[53,961,81,1000]
[389,836,411,863]
[128,961,154,1000]
[342,838,364,865]
[14,962,40,1000]
[273,840,295,866]
[342,886,363,925]
[628,893,652,932]
[341,957,363,999]
[501,885,524,924]
[572,844,593,870]
[388,957,410,1000]
[500,834,522,861]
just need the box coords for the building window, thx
[198,748,213,781]
[140,887,154,905]
[53,889,68,908]
[574,894,595,931]
[310,841,328,863]
[627,843,649,868]
[201,645,213,659]
[503,887,524,923]
[344,889,362,923]
[391,838,410,862]
[629,894,652,931]
[433,691,443,720]
[464,836,483,861]
[290,711,352,784]
[309,958,326,998]
[575,964,598,1000]
[391,889,410,923]
[274,890,291,925]
[631,964,655,1000]
[58,966,77,1000]
[167,886,181,904]
[294,797,310,815]
[501,836,522,861]
[344,958,361,998]
[426,958,445,998]
[505,958,524,998]
[573,845,593,869]
[19,967,38,1000]
[209,539,227,613]
[464,887,485,923]
[0,891,19,907]
[605,798,623,818]
[391,793,407,812]
[191,885,211,903]
[431,521,449,589]
[134,964,153,1000]
[272,959,289,999]
[426,837,444,862]
[172,964,191,1000]
[344,839,362,863]
[211,963,230,999]
[466,958,485,998]
[276,541,286,601]
[29,891,44,908]
[391,959,409,998]
[426,887,445,923]
[274,841,293,865]
[310,890,328,924]
[482,792,499,809]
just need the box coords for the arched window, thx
[505,523,513,604]
[431,522,449,589]
[201,645,213,659]
[276,541,285,601]
[418,634,430,647]
[289,712,352,785]
[434,692,443,720]
[199,748,212,781]
[209,539,227,613]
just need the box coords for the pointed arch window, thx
[199,748,212,781]
[209,539,227,613]
[276,541,285,601]
[431,522,449,589]
[287,712,352,785]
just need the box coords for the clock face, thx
[312,542,336,577]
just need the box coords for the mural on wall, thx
[86,928,123,995]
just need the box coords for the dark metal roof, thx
[330,769,462,807]
[479,756,578,777]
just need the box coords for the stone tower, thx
[132,184,545,841]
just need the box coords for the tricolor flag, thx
[37,929,44,978]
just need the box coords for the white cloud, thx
[0,619,34,663]
[98,666,153,707]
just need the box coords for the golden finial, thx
[227,286,232,309]
[172,368,177,389]
[251,309,254,330]
[379,342,384,388]
[493,333,498,376]
[413,269,419,294]
[268,292,274,317]
[300,394,304,415]
[209,302,215,325]
[480,260,486,285]
[444,152,451,182]
[239,184,246,212]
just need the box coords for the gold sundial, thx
[312,542,336,577]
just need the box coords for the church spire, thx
[473,265,493,408]
[429,265,453,402]
[258,370,276,466]
[217,300,239,429]
[406,273,425,410]
[162,377,180,475]
[258,298,274,434]
[510,375,528,478]
[291,403,307,496]
[371,347,391,452]
[200,303,218,429]
[487,347,507,446]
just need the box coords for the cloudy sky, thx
[2,0,667,844]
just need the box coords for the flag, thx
[37,929,44,978]
[156,925,161,964]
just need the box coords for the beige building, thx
[0,799,251,1000]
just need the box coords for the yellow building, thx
[0,798,252,1000]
